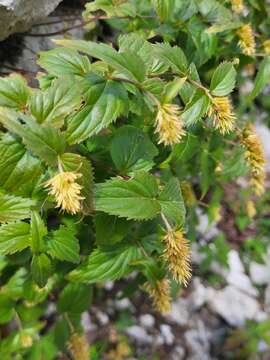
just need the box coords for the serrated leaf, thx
[152,0,175,22]
[95,213,132,246]
[0,193,34,223]
[250,56,270,100]
[158,178,186,226]
[0,222,30,255]
[31,253,53,288]
[38,48,91,76]
[47,226,80,264]
[0,73,29,110]
[29,78,81,127]
[0,108,66,166]
[54,39,146,82]
[110,126,158,173]
[94,172,160,220]
[210,62,236,96]
[84,0,136,17]
[30,211,47,254]
[57,283,92,314]
[66,80,128,144]
[0,133,42,196]
[154,43,188,74]
[68,244,142,283]
[181,89,210,126]
[60,153,94,215]
[163,77,187,103]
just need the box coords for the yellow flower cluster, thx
[208,97,236,135]
[163,230,192,286]
[45,171,84,214]
[237,24,256,56]
[155,103,186,146]
[68,332,89,360]
[263,40,270,55]
[231,0,244,13]
[240,123,266,196]
[180,181,196,206]
[144,278,172,313]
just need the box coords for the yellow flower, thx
[208,97,236,135]
[68,332,89,360]
[155,103,186,145]
[231,0,244,13]
[20,333,33,348]
[144,278,172,313]
[263,40,270,55]
[45,171,84,214]
[180,181,196,206]
[246,200,256,219]
[237,24,256,56]
[163,230,192,286]
[240,123,265,196]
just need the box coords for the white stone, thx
[125,326,152,344]
[265,283,270,313]
[95,310,109,325]
[189,277,209,309]
[160,324,174,345]
[184,320,211,360]
[208,286,262,326]
[255,123,270,171]
[139,314,155,328]
[250,261,270,285]
[115,298,134,311]
[0,0,63,40]
[166,298,190,326]
[81,312,97,332]
[171,346,185,360]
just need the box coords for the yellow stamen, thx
[144,278,172,313]
[246,200,256,219]
[68,332,89,360]
[163,229,192,286]
[237,24,256,56]
[240,123,265,196]
[231,0,244,13]
[180,181,196,206]
[263,40,270,55]
[45,171,84,214]
[208,97,236,135]
[155,103,186,145]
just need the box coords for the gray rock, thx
[189,277,209,310]
[166,298,191,326]
[171,346,185,360]
[250,261,270,285]
[160,324,174,345]
[264,283,270,313]
[125,325,153,344]
[208,285,263,326]
[139,314,155,328]
[0,0,63,40]
[255,123,270,171]
[184,320,212,360]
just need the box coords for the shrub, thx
[0,0,269,358]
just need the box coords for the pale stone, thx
[0,0,63,40]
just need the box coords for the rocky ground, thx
[1,1,270,359]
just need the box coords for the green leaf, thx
[30,211,47,254]
[154,43,188,74]
[158,178,186,226]
[210,62,236,96]
[0,73,29,109]
[181,89,210,126]
[68,244,142,283]
[0,294,14,324]
[54,39,146,82]
[57,283,92,314]
[60,153,94,215]
[31,253,53,288]
[163,77,187,103]
[29,78,81,127]
[250,56,270,100]
[0,133,42,196]
[47,226,80,264]
[0,108,66,166]
[66,80,128,144]
[95,213,132,246]
[0,222,30,255]
[94,172,160,220]
[110,126,158,173]
[152,0,175,22]
[38,48,91,76]
[0,193,34,223]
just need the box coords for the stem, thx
[161,213,172,232]
[64,313,75,333]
